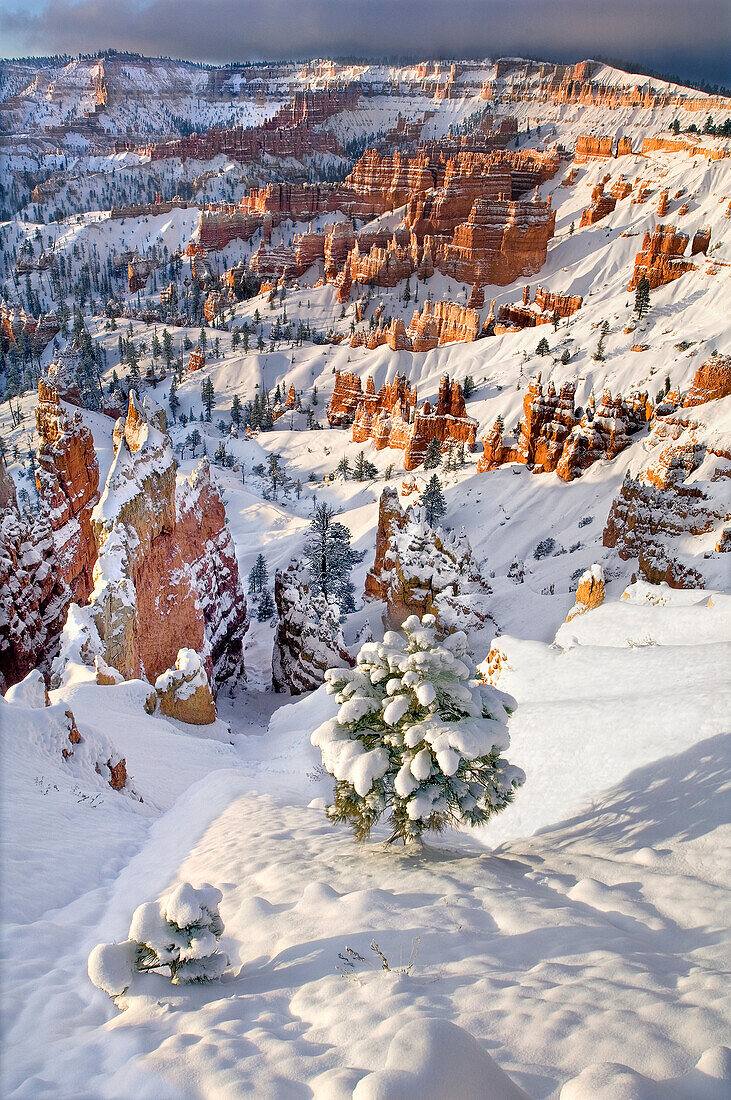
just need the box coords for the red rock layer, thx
[682,354,731,407]
[574,134,614,161]
[34,382,99,606]
[478,374,651,480]
[126,84,359,162]
[603,411,730,587]
[627,224,695,291]
[0,300,60,356]
[407,300,481,351]
[496,284,582,332]
[338,373,477,471]
[579,181,618,226]
[89,394,248,689]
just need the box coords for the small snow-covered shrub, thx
[88,883,227,999]
[312,614,524,845]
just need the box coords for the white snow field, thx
[1,585,729,1098]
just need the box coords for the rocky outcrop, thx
[1,300,60,356]
[155,649,217,725]
[0,459,59,690]
[34,381,99,607]
[406,300,481,350]
[333,373,477,471]
[479,375,651,480]
[434,193,555,287]
[272,560,354,694]
[579,181,617,227]
[691,226,712,255]
[565,565,605,621]
[682,354,731,407]
[603,408,730,588]
[133,84,358,165]
[495,284,582,332]
[627,224,695,291]
[574,134,614,161]
[365,488,493,637]
[56,392,247,690]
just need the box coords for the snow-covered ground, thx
[2,585,729,1097]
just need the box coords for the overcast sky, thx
[2,0,729,86]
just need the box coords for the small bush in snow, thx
[88,883,227,998]
[312,615,524,845]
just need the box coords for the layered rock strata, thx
[603,408,730,588]
[55,392,248,690]
[627,224,696,291]
[329,372,477,471]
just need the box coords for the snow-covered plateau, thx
[0,51,729,1099]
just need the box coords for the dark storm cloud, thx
[4,0,730,85]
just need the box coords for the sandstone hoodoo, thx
[495,284,582,333]
[53,392,248,690]
[565,565,605,621]
[478,374,652,480]
[627,224,697,291]
[365,487,493,637]
[329,372,477,471]
[603,397,731,589]
[155,648,217,725]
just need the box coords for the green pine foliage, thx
[312,615,524,844]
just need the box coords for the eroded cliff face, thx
[35,381,99,607]
[627,224,696,291]
[0,383,104,691]
[603,377,730,589]
[329,372,477,472]
[58,391,248,689]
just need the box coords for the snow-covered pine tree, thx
[420,475,446,527]
[312,614,524,844]
[303,502,361,614]
[87,883,227,999]
[423,438,442,470]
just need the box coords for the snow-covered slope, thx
[1,584,729,1097]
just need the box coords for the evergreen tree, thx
[634,276,651,318]
[231,394,242,428]
[248,552,269,594]
[265,453,291,500]
[168,376,180,422]
[423,438,442,470]
[256,587,275,621]
[560,348,571,364]
[353,451,378,480]
[420,475,446,527]
[303,502,361,612]
[462,375,475,398]
[336,456,351,480]
[536,336,550,356]
[201,377,215,421]
[312,615,524,844]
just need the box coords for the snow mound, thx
[4,669,47,708]
[560,1044,731,1099]
[352,1017,529,1099]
